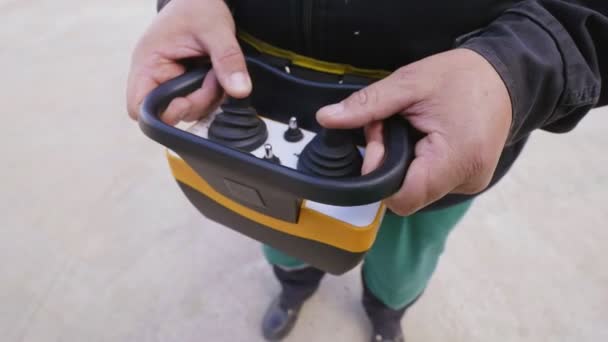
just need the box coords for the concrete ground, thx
[1,1,607,341]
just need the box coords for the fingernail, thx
[229,72,251,94]
[318,102,345,119]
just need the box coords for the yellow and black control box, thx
[139,54,413,274]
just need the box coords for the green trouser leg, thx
[263,244,311,271]
[263,200,473,309]
[362,200,472,309]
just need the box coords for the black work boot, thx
[362,273,422,342]
[262,266,325,341]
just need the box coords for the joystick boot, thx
[297,129,363,178]
[208,97,268,152]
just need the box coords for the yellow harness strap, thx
[237,31,391,80]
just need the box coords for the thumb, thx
[316,68,420,129]
[204,27,251,98]
[385,132,462,216]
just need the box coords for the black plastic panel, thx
[180,150,302,223]
[178,182,365,275]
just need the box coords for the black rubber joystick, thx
[208,97,268,152]
[297,129,363,178]
[284,117,304,142]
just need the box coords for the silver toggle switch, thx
[284,116,304,142]
[263,143,281,164]
[264,144,274,159]
[289,117,298,130]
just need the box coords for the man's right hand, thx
[126,0,251,125]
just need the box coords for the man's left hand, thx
[316,49,512,215]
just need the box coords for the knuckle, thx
[354,87,370,105]
[347,86,380,114]
[393,67,420,94]
[393,64,436,97]
[467,151,488,179]
[394,66,417,85]
[458,151,493,194]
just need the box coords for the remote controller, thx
[140,55,413,274]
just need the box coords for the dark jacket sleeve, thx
[457,0,608,144]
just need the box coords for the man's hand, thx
[126,0,250,125]
[317,49,512,216]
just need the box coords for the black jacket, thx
[158,0,607,210]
